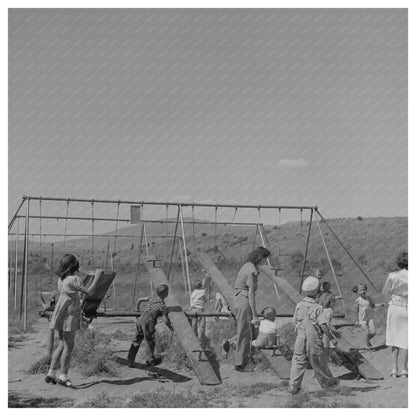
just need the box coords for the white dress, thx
[383,269,408,349]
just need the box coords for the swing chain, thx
[91,201,95,269]
[39,199,42,257]
[63,199,70,249]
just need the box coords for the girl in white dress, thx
[382,251,408,378]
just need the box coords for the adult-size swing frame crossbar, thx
[14,214,263,227]
[8,195,379,331]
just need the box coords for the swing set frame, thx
[8,195,378,330]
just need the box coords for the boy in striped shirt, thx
[127,284,173,367]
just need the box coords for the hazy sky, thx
[9,8,407,222]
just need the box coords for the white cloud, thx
[278,158,309,168]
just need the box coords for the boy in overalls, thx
[288,276,340,394]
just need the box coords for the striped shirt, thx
[143,295,168,325]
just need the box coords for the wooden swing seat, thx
[81,269,116,319]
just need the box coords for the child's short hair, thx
[156,284,169,297]
[55,254,79,279]
[358,283,367,291]
[322,281,331,290]
[194,280,203,290]
[261,306,277,321]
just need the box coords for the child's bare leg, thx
[48,331,64,376]
[368,320,376,342]
[403,348,408,372]
[391,346,399,374]
[361,322,372,347]
[60,331,76,380]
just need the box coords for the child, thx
[189,280,206,340]
[214,292,231,321]
[321,298,338,354]
[318,281,335,309]
[252,307,280,348]
[354,283,376,348]
[288,276,339,394]
[45,254,91,387]
[127,284,173,367]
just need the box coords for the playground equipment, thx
[8,195,382,384]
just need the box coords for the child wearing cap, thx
[354,283,376,349]
[127,284,173,367]
[288,276,340,394]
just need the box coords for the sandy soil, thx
[8,318,408,408]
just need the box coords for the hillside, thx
[12,216,407,316]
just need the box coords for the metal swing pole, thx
[22,198,30,330]
[14,219,19,310]
[299,208,314,293]
[8,197,26,233]
[179,205,192,302]
[258,223,280,301]
[91,201,95,269]
[313,210,346,308]
[132,223,145,308]
[178,237,188,295]
[110,202,121,301]
[315,209,379,293]
[8,237,12,292]
[167,206,180,281]
[252,224,259,250]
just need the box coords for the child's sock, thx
[47,369,56,378]
[58,374,68,382]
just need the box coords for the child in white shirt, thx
[252,307,280,348]
[189,280,206,340]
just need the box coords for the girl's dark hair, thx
[247,246,271,265]
[156,284,169,297]
[193,280,203,290]
[56,254,79,280]
[397,251,408,270]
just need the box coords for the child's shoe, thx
[146,357,162,367]
[44,375,57,385]
[400,370,408,378]
[391,369,398,378]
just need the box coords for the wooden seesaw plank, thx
[143,256,221,386]
[197,253,291,380]
[258,266,383,380]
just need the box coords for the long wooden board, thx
[259,265,383,380]
[143,256,221,386]
[197,253,291,379]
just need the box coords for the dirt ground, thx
[8,318,408,408]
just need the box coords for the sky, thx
[8,8,408,225]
